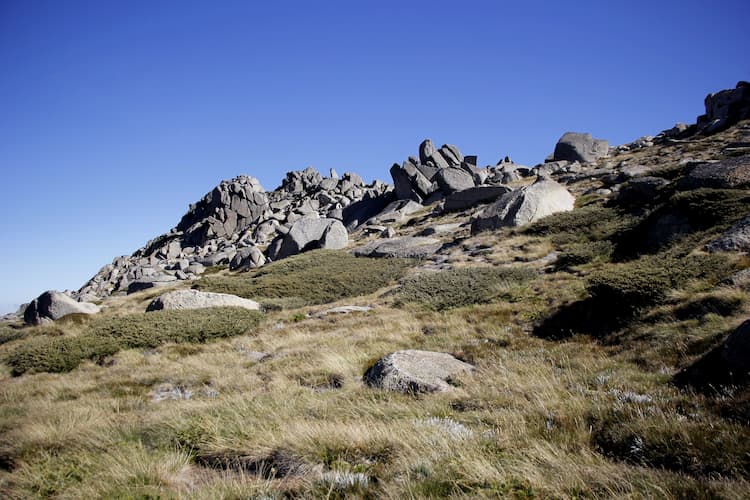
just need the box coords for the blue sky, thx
[1,0,749,313]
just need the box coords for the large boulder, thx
[706,216,750,253]
[229,246,267,270]
[443,186,512,212]
[697,81,750,134]
[146,289,260,312]
[270,216,348,260]
[435,167,476,194]
[471,176,575,234]
[127,274,178,294]
[552,132,609,163]
[352,236,442,259]
[363,350,475,394]
[24,290,100,325]
[680,155,750,190]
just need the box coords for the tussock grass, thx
[5,307,262,376]
[396,266,537,311]
[194,249,411,306]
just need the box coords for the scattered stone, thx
[353,236,442,259]
[23,290,100,326]
[363,350,475,394]
[146,289,261,311]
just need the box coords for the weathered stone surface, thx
[553,132,609,163]
[270,217,348,260]
[352,236,442,258]
[471,177,575,233]
[706,216,750,253]
[363,350,475,393]
[680,155,750,190]
[24,290,100,325]
[435,167,476,194]
[444,186,511,212]
[146,289,260,312]
[229,246,267,270]
[419,139,437,165]
[315,305,372,317]
[697,81,750,134]
[127,274,178,294]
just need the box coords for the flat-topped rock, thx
[146,289,260,312]
[363,350,475,394]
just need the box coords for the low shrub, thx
[194,250,411,306]
[556,241,614,270]
[524,205,636,245]
[396,266,536,311]
[5,307,262,376]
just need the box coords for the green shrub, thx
[194,250,411,306]
[0,324,25,346]
[524,206,635,244]
[556,241,614,270]
[396,266,536,311]
[668,188,750,229]
[5,307,262,376]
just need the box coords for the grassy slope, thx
[1,127,750,498]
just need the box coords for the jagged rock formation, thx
[24,290,100,325]
[697,81,750,135]
[77,170,390,300]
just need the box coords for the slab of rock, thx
[127,274,179,294]
[471,176,575,234]
[680,155,750,190]
[616,176,670,204]
[315,305,372,317]
[435,167,476,194]
[24,290,100,325]
[146,289,260,312]
[706,216,750,253]
[352,236,442,259]
[270,216,348,260]
[444,186,511,212]
[420,223,463,236]
[553,132,609,163]
[363,350,475,393]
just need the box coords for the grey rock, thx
[363,350,475,393]
[435,167,476,194]
[24,290,100,326]
[147,289,260,312]
[271,217,348,260]
[127,274,178,294]
[616,176,670,204]
[680,155,750,190]
[444,186,512,212]
[419,139,437,165]
[722,269,750,290]
[315,305,372,317]
[420,223,463,236]
[353,236,442,259]
[697,81,750,134]
[229,246,267,270]
[471,177,575,233]
[553,132,609,163]
[706,216,750,253]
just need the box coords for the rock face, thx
[471,176,575,234]
[444,186,511,212]
[680,156,750,190]
[146,289,260,312]
[24,290,100,325]
[706,216,750,253]
[552,132,609,163]
[363,350,475,393]
[269,217,348,261]
[697,81,750,134]
[352,236,442,259]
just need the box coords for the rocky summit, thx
[3,82,750,499]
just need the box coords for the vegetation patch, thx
[5,307,262,376]
[396,266,536,311]
[194,249,411,306]
[523,205,636,246]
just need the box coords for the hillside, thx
[1,82,750,498]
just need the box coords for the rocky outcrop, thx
[146,289,260,312]
[679,156,750,190]
[706,216,750,253]
[24,290,100,325]
[697,81,750,135]
[471,176,575,234]
[268,216,348,261]
[443,186,511,212]
[552,132,609,163]
[363,350,475,394]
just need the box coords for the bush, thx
[396,266,536,311]
[5,307,262,376]
[194,250,411,306]
[556,241,614,270]
[524,206,635,245]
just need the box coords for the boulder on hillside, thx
[363,350,475,394]
[697,81,750,134]
[471,176,575,234]
[24,290,100,325]
[352,236,442,259]
[443,185,512,212]
[674,319,750,390]
[229,246,267,270]
[706,216,750,253]
[127,274,178,294]
[146,289,260,312]
[269,216,348,260]
[435,167,476,194]
[679,155,750,190]
[552,132,609,163]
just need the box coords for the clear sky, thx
[1,0,749,313]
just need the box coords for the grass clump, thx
[523,205,635,245]
[194,249,411,306]
[396,266,536,311]
[5,307,262,376]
